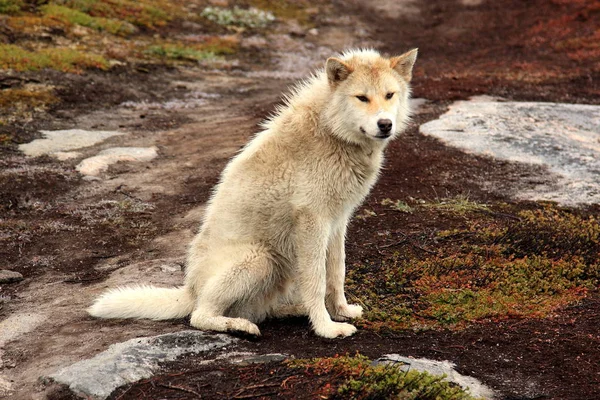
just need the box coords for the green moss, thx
[0,87,58,109]
[144,44,219,62]
[349,203,599,331]
[0,44,109,72]
[59,0,175,29]
[41,4,137,35]
[289,355,481,400]
[0,0,23,14]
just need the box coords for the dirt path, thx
[1,0,599,399]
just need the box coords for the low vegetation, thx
[349,201,599,331]
[289,355,481,399]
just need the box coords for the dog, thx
[88,48,418,338]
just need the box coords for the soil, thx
[1,0,599,399]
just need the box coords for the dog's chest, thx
[317,149,382,211]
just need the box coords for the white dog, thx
[89,48,418,338]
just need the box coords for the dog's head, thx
[324,49,417,145]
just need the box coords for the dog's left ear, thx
[390,48,418,81]
[326,57,353,86]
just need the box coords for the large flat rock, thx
[420,98,600,205]
[49,331,236,399]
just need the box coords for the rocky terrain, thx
[0,0,598,399]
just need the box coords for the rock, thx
[374,354,495,399]
[0,313,47,348]
[49,331,236,399]
[18,129,125,158]
[76,147,159,176]
[228,353,289,366]
[53,151,81,161]
[420,98,600,205]
[0,270,23,284]
[159,264,182,273]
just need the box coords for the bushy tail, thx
[87,285,195,320]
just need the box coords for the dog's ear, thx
[390,48,418,81]
[326,57,353,86]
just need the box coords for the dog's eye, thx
[356,95,369,103]
[386,92,395,100]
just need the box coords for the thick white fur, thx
[88,48,418,338]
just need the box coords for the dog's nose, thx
[377,119,393,133]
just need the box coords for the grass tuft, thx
[41,4,137,35]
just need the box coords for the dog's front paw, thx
[314,321,357,338]
[331,304,363,321]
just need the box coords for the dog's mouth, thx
[374,132,392,139]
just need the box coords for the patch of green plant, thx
[144,44,219,62]
[289,355,480,400]
[499,207,600,262]
[382,198,413,213]
[41,4,136,35]
[424,194,488,214]
[0,0,23,14]
[200,6,275,29]
[348,203,599,331]
[0,44,109,72]
[0,87,58,109]
[58,0,175,29]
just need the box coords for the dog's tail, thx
[87,285,195,320]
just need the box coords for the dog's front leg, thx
[326,223,363,321]
[296,212,357,338]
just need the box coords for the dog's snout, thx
[377,119,393,133]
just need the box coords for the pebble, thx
[0,270,23,284]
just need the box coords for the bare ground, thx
[1,0,599,399]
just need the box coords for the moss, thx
[0,44,109,72]
[0,87,58,109]
[41,4,137,35]
[289,355,481,400]
[144,44,219,62]
[59,0,176,29]
[0,0,23,14]
[349,203,599,331]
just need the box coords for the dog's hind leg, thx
[189,247,276,336]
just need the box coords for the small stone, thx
[307,28,319,36]
[159,264,182,273]
[0,270,23,284]
[19,129,125,158]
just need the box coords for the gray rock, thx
[374,354,495,399]
[49,331,236,399]
[0,269,23,284]
[420,98,600,205]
